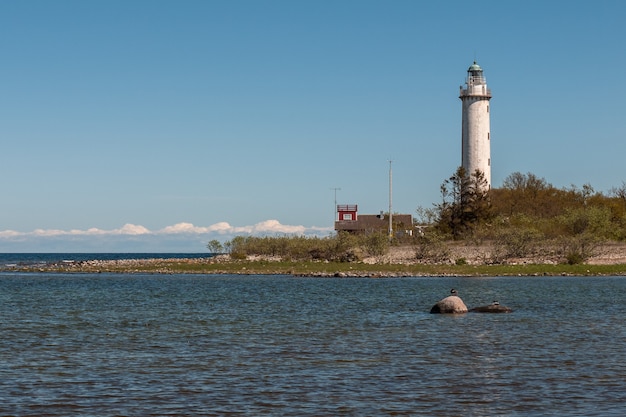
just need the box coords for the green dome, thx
[468,61,482,72]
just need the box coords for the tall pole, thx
[331,187,341,222]
[388,160,393,239]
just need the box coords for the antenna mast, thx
[388,160,393,239]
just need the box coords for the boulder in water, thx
[470,301,513,313]
[430,291,468,314]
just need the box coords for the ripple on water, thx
[1,274,626,416]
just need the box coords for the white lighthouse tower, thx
[460,61,492,188]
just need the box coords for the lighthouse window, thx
[488,158,491,166]
[487,105,489,113]
[488,132,490,140]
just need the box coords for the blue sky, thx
[1,0,625,252]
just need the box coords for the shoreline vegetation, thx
[7,171,626,277]
[5,243,626,277]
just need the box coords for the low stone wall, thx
[369,243,626,266]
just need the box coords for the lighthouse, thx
[460,61,492,188]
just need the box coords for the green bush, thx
[220,232,387,263]
[414,230,451,263]
[364,232,389,257]
[566,252,585,265]
[557,234,603,265]
[493,226,543,258]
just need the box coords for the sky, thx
[1,0,625,252]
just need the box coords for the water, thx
[1,272,625,416]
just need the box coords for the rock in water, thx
[470,302,513,313]
[430,295,468,314]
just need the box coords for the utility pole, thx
[388,160,393,239]
[331,187,341,222]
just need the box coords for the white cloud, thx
[0,220,334,252]
[249,219,306,234]
[115,224,151,235]
[32,228,67,237]
[160,222,211,234]
[85,228,107,235]
[208,222,235,233]
[157,220,309,235]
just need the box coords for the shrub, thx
[494,227,543,258]
[566,252,585,265]
[414,230,451,263]
[364,232,390,257]
[221,232,376,263]
[557,234,603,265]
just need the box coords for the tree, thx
[556,206,609,263]
[435,167,491,238]
[415,206,438,225]
[501,171,549,192]
[609,181,626,206]
[206,239,224,254]
[495,172,552,216]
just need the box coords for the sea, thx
[1,253,625,416]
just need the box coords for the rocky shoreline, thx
[2,244,626,278]
[4,242,626,277]
[4,257,425,277]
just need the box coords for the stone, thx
[430,295,468,314]
[469,302,513,313]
